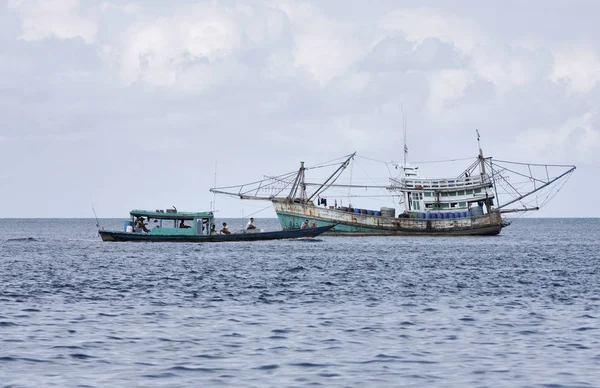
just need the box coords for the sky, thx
[0,0,597,218]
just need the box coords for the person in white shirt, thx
[221,222,231,234]
[246,217,257,230]
[300,219,309,229]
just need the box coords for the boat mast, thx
[287,161,307,201]
[403,107,408,168]
[401,106,410,210]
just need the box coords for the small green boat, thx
[98,209,335,242]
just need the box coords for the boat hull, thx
[273,201,504,236]
[99,224,335,242]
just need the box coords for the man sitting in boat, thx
[246,217,257,230]
[179,220,191,229]
[134,216,149,233]
[210,225,217,235]
[301,219,309,229]
[220,222,231,234]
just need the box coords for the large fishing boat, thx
[98,209,335,242]
[211,133,575,236]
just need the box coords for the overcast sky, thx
[1,0,597,218]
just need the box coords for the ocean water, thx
[1,217,599,387]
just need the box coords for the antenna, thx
[476,129,486,175]
[401,104,408,167]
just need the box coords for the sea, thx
[1,218,599,387]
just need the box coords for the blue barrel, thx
[124,221,133,231]
[449,213,455,219]
[354,208,361,214]
[367,210,374,215]
[444,213,450,219]
[361,209,368,214]
[425,213,431,219]
[374,211,381,216]
[462,212,468,218]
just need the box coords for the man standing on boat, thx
[246,217,257,230]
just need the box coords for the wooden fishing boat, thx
[211,132,576,236]
[98,209,335,242]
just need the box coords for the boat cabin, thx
[126,209,215,235]
[397,173,496,218]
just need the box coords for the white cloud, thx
[99,1,140,15]
[7,0,98,43]
[103,3,297,90]
[108,4,244,87]
[427,69,472,115]
[1,0,598,217]
[379,7,487,54]
[551,44,600,94]
[274,1,365,84]
[515,110,600,163]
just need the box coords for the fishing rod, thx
[91,201,101,230]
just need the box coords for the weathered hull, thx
[99,224,335,242]
[273,201,504,236]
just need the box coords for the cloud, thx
[276,1,366,84]
[379,7,487,53]
[360,35,463,73]
[7,0,98,43]
[102,3,298,91]
[1,0,599,217]
[515,109,600,163]
[551,44,600,94]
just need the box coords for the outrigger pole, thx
[496,165,576,210]
[307,152,356,202]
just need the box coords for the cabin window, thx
[466,189,473,194]
[441,192,448,197]
[450,203,458,208]
[459,202,466,207]
[413,201,420,210]
[474,188,482,194]
[424,192,432,197]
[449,191,457,196]
[457,190,465,196]
[441,203,449,208]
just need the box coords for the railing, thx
[395,174,491,190]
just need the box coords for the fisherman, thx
[246,217,257,230]
[221,222,231,234]
[134,216,149,233]
[301,219,309,229]
[210,224,217,235]
[179,220,191,228]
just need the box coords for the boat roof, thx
[130,209,214,220]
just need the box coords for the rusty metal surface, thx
[273,200,504,236]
